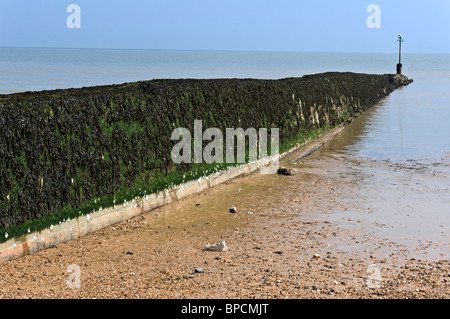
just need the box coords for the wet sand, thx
[0,123,448,299]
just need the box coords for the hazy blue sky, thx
[1,0,449,53]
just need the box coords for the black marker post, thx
[397,34,404,75]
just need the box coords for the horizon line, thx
[1,45,449,56]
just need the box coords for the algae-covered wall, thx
[0,72,404,236]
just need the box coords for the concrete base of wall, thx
[0,125,344,264]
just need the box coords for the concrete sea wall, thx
[0,72,411,262]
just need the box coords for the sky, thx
[0,0,449,54]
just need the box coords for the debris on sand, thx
[203,241,229,252]
[277,167,301,176]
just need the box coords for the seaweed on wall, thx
[0,72,399,240]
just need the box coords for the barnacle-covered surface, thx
[0,72,403,237]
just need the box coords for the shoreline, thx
[0,123,447,298]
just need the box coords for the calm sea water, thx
[1,47,449,162]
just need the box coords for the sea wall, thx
[0,72,410,241]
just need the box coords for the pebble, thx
[195,268,204,273]
[230,207,237,213]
